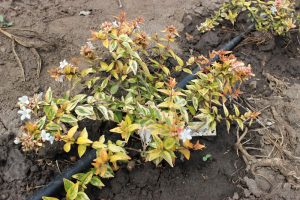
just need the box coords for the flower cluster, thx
[48,59,78,82]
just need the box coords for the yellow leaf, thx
[78,144,87,157]
[110,152,131,162]
[64,143,71,152]
[67,126,78,138]
[76,137,93,145]
[100,61,109,71]
[146,149,162,161]
[92,141,106,149]
[110,127,122,134]
[79,128,88,139]
[108,143,125,153]
[128,124,140,132]
[102,38,109,48]
[178,148,190,160]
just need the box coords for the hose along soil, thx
[28,24,255,200]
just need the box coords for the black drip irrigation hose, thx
[28,24,255,200]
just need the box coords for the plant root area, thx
[0,0,300,200]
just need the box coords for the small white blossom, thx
[18,96,29,105]
[14,137,21,144]
[270,6,277,14]
[57,75,65,82]
[17,107,32,120]
[59,59,69,69]
[138,127,152,145]
[179,128,192,142]
[41,130,55,144]
[112,20,119,28]
[86,41,95,50]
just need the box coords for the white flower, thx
[41,130,55,144]
[14,137,21,144]
[18,96,29,105]
[138,127,152,145]
[58,75,65,82]
[59,59,69,69]
[179,128,192,142]
[17,107,32,120]
[112,20,119,28]
[86,41,95,50]
[270,6,277,14]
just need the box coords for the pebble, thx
[182,14,193,26]
[249,80,257,90]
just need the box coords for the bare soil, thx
[0,0,300,200]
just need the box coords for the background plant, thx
[198,0,299,35]
[15,12,257,199]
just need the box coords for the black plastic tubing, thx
[28,24,255,200]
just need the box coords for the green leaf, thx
[100,61,109,71]
[76,192,90,200]
[163,137,176,150]
[110,84,119,95]
[44,103,58,120]
[90,176,105,188]
[236,118,244,130]
[203,154,212,162]
[66,181,79,200]
[63,178,74,193]
[192,97,198,110]
[100,78,109,90]
[60,114,78,126]
[129,59,138,75]
[97,105,109,120]
[45,122,61,131]
[109,152,131,162]
[80,171,93,185]
[75,105,94,117]
[183,68,193,74]
[42,197,59,200]
[223,103,229,117]
[108,143,125,153]
[37,116,47,129]
[226,120,231,133]
[66,94,87,112]
[162,151,173,167]
[109,40,118,52]
[45,87,53,103]
[81,68,95,77]
[72,173,85,180]
[233,104,240,116]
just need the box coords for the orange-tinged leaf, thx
[193,140,205,150]
[183,140,194,149]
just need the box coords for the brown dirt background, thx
[1,0,300,200]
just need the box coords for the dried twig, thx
[11,39,25,81]
[118,0,123,8]
[0,27,42,79]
